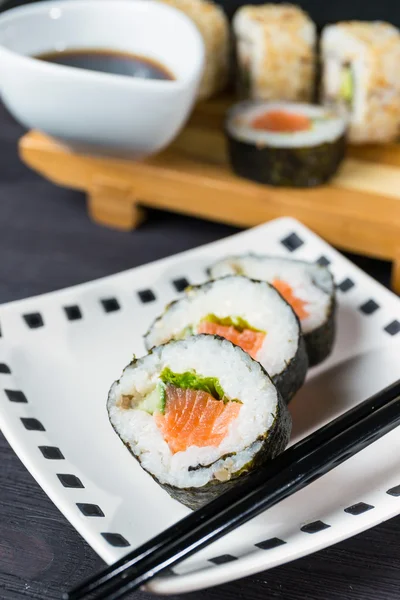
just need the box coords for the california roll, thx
[321,21,400,144]
[233,4,316,102]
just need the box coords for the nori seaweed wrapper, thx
[226,132,347,187]
[305,293,336,367]
[273,334,308,403]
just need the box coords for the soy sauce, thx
[35,48,175,81]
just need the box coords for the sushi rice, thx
[108,335,291,509]
[209,256,336,366]
[145,275,308,402]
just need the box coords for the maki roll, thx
[233,4,316,101]
[108,335,291,509]
[225,101,347,187]
[159,0,230,100]
[321,21,400,144]
[145,275,308,402]
[209,256,336,367]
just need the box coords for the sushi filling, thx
[196,315,265,359]
[251,110,312,132]
[272,280,309,321]
[172,291,302,356]
[172,315,267,362]
[120,368,242,455]
[340,64,354,107]
[323,57,355,115]
[155,370,242,454]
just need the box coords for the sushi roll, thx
[209,256,336,367]
[108,335,291,509]
[321,21,400,144]
[159,0,230,100]
[233,4,316,102]
[225,101,347,187]
[145,276,308,403]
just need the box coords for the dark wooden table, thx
[0,101,399,600]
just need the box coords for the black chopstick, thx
[64,378,400,600]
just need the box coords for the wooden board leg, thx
[391,253,400,295]
[88,181,146,231]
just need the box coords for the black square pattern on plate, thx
[101,533,130,547]
[137,289,156,303]
[316,255,331,267]
[300,520,331,534]
[23,312,44,329]
[0,363,11,374]
[337,278,355,292]
[21,418,45,431]
[173,277,190,292]
[280,232,304,252]
[64,305,82,321]
[101,298,120,313]
[387,485,400,497]
[5,389,27,403]
[209,554,238,565]
[384,320,400,336]
[359,299,380,315]
[77,503,105,517]
[344,502,374,516]
[57,474,84,488]
[255,537,286,550]
[39,446,65,460]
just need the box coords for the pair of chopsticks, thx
[64,378,400,600]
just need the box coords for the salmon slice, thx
[272,279,309,320]
[197,321,265,359]
[155,385,241,454]
[251,110,312,133]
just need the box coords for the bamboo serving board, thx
[19,95,400,292]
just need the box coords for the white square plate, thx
[0,217,399,595]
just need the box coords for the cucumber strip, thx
[138,382,166,415]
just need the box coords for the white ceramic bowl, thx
[0,0,205,157]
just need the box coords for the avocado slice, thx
[340,66,353,103]
[201,313,264,334]
[138,382,166,415]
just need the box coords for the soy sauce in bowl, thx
[35,48,175,81]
